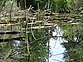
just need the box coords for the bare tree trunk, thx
[48,0,50,9]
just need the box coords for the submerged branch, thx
[3,49,12,62]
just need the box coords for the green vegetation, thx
[1,0,83,12]
[62,24,83,62]
[51,0,73,12]
[0,0,83,62]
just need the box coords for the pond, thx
[0,20,83,62]
[49,26,67,62]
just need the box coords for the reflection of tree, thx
[62,24,83,62]
[0,29,48,62]
[28,29,48,62]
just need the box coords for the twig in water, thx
[30,19,37,40]
[3,49,12,62]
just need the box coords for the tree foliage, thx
[51,0,73,12]
[62,24,83,62]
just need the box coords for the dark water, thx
[0,23,83,62]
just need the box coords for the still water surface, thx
[49,26,68,62]
[1,23,82,62]
[13,26,67,62]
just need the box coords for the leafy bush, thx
[51,0,73,13]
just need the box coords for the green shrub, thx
[51,0,73,13]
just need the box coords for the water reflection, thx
[11,40,26,59]
[49,38,65,62]
[52,25,63,37]
[13,40,21,48]
[49,26,68,62]
[0,26,71,62]
[10,26,68,62]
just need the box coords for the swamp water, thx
[0,22,83,62]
